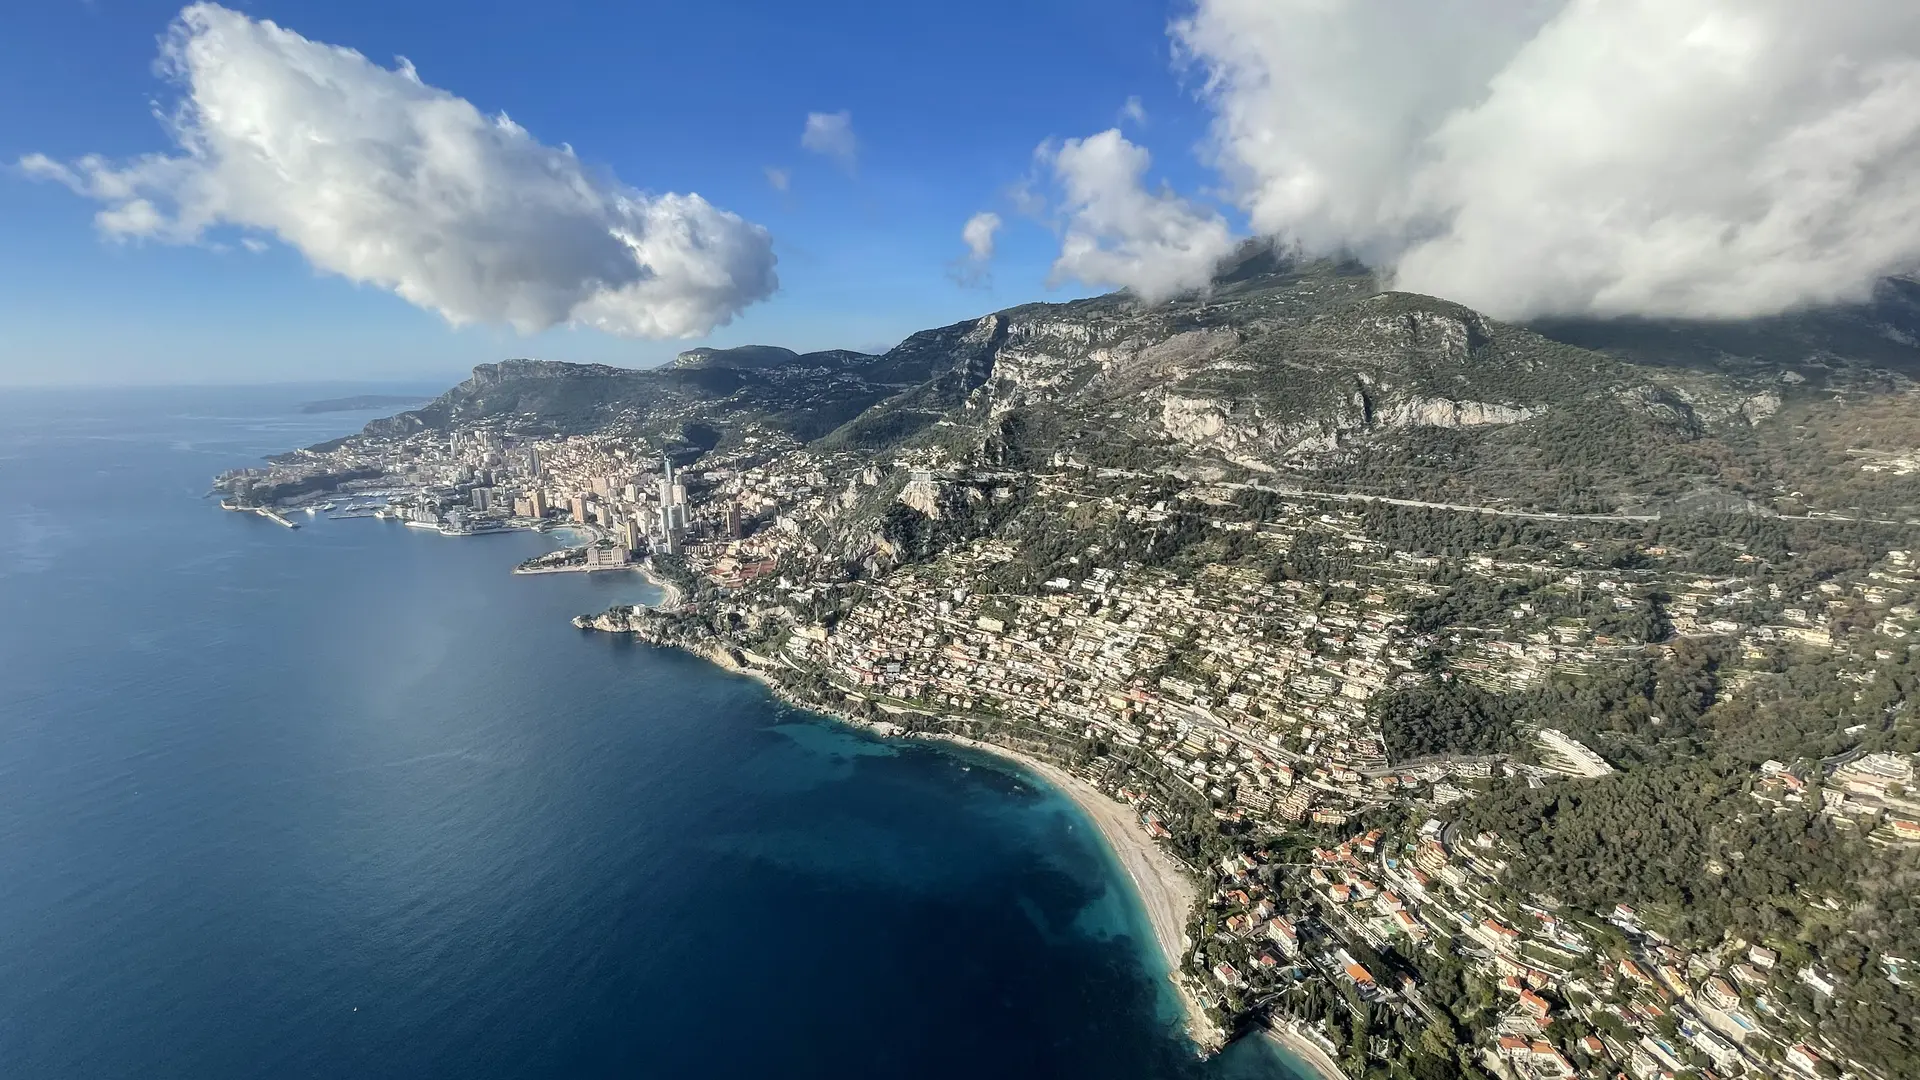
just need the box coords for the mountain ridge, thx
[342,253,1920,522]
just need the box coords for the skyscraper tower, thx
[657,504,680,555]
[657,453,689,536]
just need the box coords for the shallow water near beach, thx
[0,386,1314,1079]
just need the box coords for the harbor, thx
[220,501,299,529]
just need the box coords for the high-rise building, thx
[470,487,491,512]
[623,517,641,553]
[657,504,680,555]
[656,454,692,538]
[571,496,591,525]
[529,489,548,518]
[724,502,743,539]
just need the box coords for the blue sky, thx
[0,0,1222,386]
[8,3,1915,387]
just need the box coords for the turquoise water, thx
[0,386,1311,1079]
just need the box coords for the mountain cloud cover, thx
[21,3,777,338]
[1044,130,1238,303]
[1175,0,1920,320]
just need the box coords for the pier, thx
[220,501,300,529]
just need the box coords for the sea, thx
[0,385,1314,1080]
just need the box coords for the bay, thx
[0,385,1311,1079]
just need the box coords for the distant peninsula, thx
[298,394,430,414]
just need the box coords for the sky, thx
[5,0,1920,386]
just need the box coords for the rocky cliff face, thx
[467,358,624,388]
[329,244,1920,518]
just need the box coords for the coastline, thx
[929,738,1194,967]
[588,601,1232,1052]
[635,559,685,612]
[1264,1024,1347,1080]
[962,742,1225,1052]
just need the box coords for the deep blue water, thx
[0,386,1309,1079]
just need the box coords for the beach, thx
[637,559,685,611]
[925,735,1223,1050]
[1265,1023,1347,1080]
[580,618,1230,1053]
[1017,758,1195,974]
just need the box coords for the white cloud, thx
[949,211,1003,289]
[1175,0,1920,320]
[961,211,1002,263]
[764,166,790,192]
[801,111,858,172]
[20,3,776,338]
[1006,170,1047,219]
[1120,96,1148,126]
[1043,129,1238,302]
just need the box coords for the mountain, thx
[342,250,1920,523]
[1531,276,1920,381]
[250,248,1920,1080]
[670,344,878,371]
[353,340,939,450]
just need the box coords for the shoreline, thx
[1264,1024,1347,1080]
[575,608,1237,1054]
[635,560,684,611]
[934,736,1224,1052]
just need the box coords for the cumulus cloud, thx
[1043,130,1238,302]
[1119,96,1148,126]
[20,3,776,338]
[961,211,1002,263]
[1175,0,1920,319]
[801,111,858,173]
[948,210,1002,289]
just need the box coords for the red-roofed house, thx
[1530,1041,1574,1078]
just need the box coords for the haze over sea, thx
[0,385,1310,1079]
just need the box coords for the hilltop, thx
[341,248,1920,523]
[223,248,1920,1080]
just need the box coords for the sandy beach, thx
[636,560,684,611]
[926,735,1223,1050]
[1265,1023,1347,1080]
[600,645,1230,1051]
[1017,758,1194,973]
